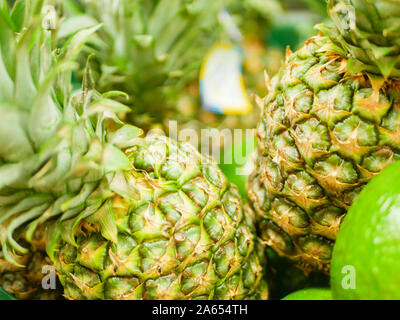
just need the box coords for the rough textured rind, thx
[0,1,267,300]
[248,34,400,273]
[52,135,267,300]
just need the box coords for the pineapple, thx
[60,0,233,131]
[248,0,400,273]
[61,0,283,138]
[48,135,267,299]
[0,0,267,300]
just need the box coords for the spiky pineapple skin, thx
[52,135,267,300]
[0,2,267,299]
[248,34,400,273]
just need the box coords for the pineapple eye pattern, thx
[248,33,400,274]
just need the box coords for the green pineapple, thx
[59,0,232,130]
[0,0,267,300]
[60,0,284,136]
[248,0,400,273]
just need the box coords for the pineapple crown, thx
[326,0,400,78]
[0,0,143,266]
[59,0,232,118]
[59,0,282,127]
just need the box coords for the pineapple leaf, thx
[10,0,24,31]
[108,125,143,149]
[60,23,102,61]
[0,47,15,101]
[148,0,183,38]
[0,1,16,31]
[103,143,132,172]
[58,15,98,39]
[14,24,38,110]
[0,104,34,161]
[29,61,76,148]
[86,200,118,243]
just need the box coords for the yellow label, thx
[200,43,252,115]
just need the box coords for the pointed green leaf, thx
[10,0,25,32]
[86,200,118,243]
[103,143,132,172]
[109,171,139,200]
[61,183,97,212]
[7,202,50,255]
[0,47,14,102]
[85,98,131,116]
[375,55,399,79]
[148,0,182,38]
[0,104,33,161]
[132,34,154,48]
[0,157,38,190]
[108,125,143,148]
[58,15,98,39]
[62,24,102,60]
[15,33,37,110]
[29,61,76,148]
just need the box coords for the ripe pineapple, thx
[48,134,267,299]
[0,0,267,300]
[248,0,400,273]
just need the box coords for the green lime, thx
[331,161,400,300]
[282,288,332,300]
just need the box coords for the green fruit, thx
[0,1,267,300]
[282,288,332,300]
[247,0,400,274]
[50,135,267,300]
[331,161,400,300]
[61,0,281,131]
